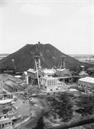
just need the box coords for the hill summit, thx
[0,43,93,72]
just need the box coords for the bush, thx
[75,94,94,116]
[47,92,73,122]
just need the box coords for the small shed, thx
[79,71,88,77]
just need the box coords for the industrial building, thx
[78,77,94,93]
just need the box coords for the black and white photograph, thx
[0,0,94,129]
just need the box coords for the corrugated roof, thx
[79,71,88,76]
[27,68,36,73]
[79,77,94,83]
[0,99,13,104]
[43,68,56,75]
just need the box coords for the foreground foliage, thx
[74,94,94,116]
[47,92,73,122]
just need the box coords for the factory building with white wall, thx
[78,77,94,93]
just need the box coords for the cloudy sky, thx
[0,0,94,54]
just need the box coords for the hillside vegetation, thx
[0,43,93,72]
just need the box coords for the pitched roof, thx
[79,77,94,83]
[79,71,88,76]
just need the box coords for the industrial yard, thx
[0,43,94,129]
[0,0,93,128]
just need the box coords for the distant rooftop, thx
[0,99,13,104]
[70,54,94,64]
[79,77,94,84]
[0,53,9,60]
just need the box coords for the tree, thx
[47,92,73,122]
[75,94,94,116]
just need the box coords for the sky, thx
[0,0,94,54]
